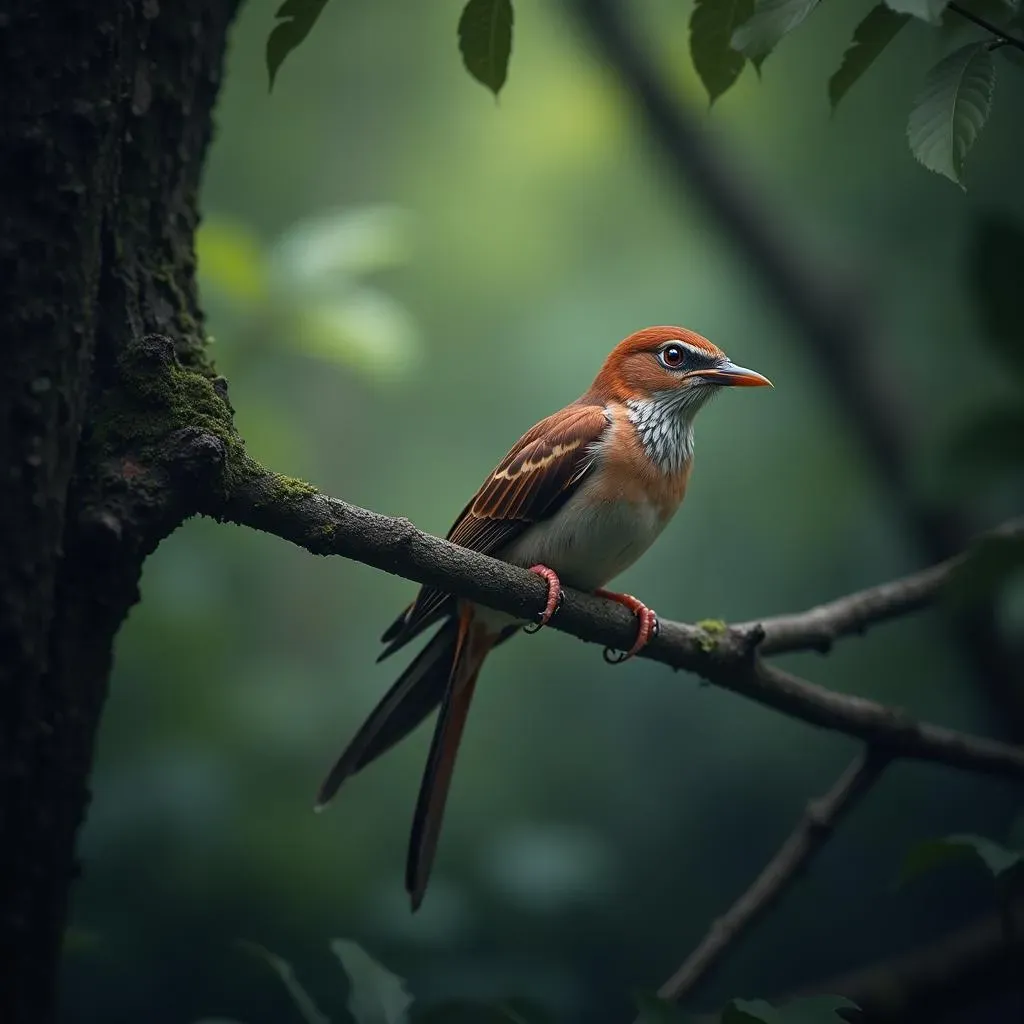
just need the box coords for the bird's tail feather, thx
[316,618,458,809]
[405,607,493,911]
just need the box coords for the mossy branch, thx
[96,334,1024,1023]
[93,335,1024,786]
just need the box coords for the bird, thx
[315,326,772,910]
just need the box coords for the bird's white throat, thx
[625,392,705,474]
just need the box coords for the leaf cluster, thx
[688,0,1024,188]
[207,939,861,1024]
[263,1,1024,189]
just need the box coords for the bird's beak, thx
[695,361,773,388]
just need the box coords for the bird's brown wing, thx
[378,402,610,659]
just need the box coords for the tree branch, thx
[949,2,1024,54]
[794,896,1024,1023]
[647,749,890,1012]
[201,458,1024,782]
[748,519,1022,656]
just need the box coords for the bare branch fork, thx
[645,750,891,1014]
[208,461,1021,1019]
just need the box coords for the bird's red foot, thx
[523,564,564,634]
[596,589,659,663]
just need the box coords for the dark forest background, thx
[4,0,1020,1022]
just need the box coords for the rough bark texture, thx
[0,2,239,1019]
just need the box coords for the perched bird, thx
[316,326,771,909]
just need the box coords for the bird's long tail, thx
[406,606,495,911]
[316,618,460,809]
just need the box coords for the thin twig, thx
[748,518,1023,655]
[204,462,1024,782]
[648,749,889,1010]
[790,894,1024,1023]
[949,1,1024,54]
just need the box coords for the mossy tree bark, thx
[0,2,240,1019]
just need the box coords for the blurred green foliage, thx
[900,831,1024,883]
[63,1,1024,1022]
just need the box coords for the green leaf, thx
[633,993,688,1023]
[945,533,1024,608]
[458,0,514,96]
[901,834,1024,884]
[722,997,858,1024]
[906,43,995,188]
[829,6,909,109]
[722,1000,782,1024]
[968,214,1024,379]
[266,0,328,91]
[731,0,821,63]
[331,938,414,1024]
[290,287,421,380]
[689,0,754,103]
[884,0,950,22]
[270,206,413,295]
[197,219,269,304]
[237,941,330,1024]
[413,999,552,1024]
[774,996,859,1023]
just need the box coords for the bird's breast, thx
[478,405,692,632]
[499,423,691,597]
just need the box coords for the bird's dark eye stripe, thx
[658,341,717,370]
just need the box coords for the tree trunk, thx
[0,2,239,1018]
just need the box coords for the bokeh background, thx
[60,1,1024,1021]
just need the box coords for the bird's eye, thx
[659,344,686,369]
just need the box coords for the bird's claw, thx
[523,565,564,634]
[596,590,658,665]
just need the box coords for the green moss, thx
[88,335,246,486]
[696,618,727,653]
[150,261,215,375]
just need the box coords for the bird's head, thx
[591,326,772,412]
[587,326,772,472]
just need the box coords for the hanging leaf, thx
[775,996,860,1023]
[458,0,514,96]
[722,1000,782,1024]
[907,43,995,188]
[829,5,909,109]
[689,0,755,103]
[901,833,1024,884]
[731,0,821,64]
[237,941,330,1024]
[633,993,689,1023]
[968,213,1024,379]
[331,938,414,1024]
[884,0,951,22]
[722,996,858,1023]
[266,0,329,91]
